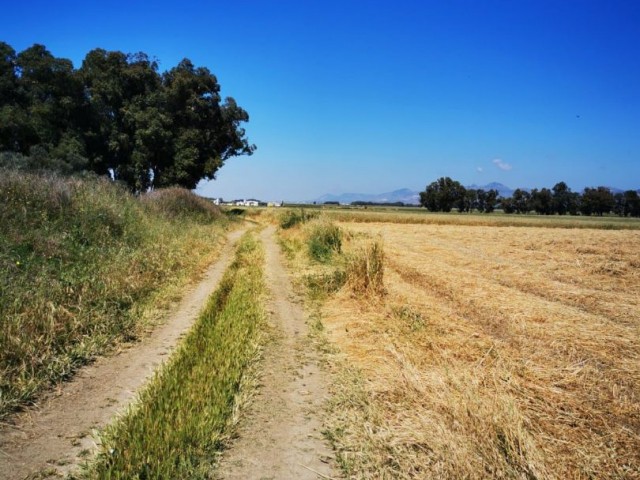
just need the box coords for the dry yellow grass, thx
[322,222,640,479]
[325,208,640,230]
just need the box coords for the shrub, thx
[307,221,342,262]
[140,187,221,224]
[279,209,317,229]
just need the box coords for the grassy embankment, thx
[83,232,266,479]
[0,170,230,418]
[277,208,640,479]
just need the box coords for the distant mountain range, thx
[465,182,515,198]
[313,183,638,205]
[314,183,514,205]
[314,188,420,205]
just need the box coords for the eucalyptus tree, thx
[154,59,255,189]
[0,41,255,192]
[420,177,466,212]
[581,187,615,216]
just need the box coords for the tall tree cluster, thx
[0,42,255,191]
[420,177,498,213]
[420,177,640,217]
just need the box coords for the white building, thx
[231,199,261,207]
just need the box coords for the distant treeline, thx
[0,41,254,191]
[420,177,640,217]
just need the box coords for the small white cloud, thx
[476,167,484,173]
[492,158,512,171]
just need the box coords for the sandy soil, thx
[0,227,248,480]
[214,226,338,480]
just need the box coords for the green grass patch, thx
[0,169,230,418]
[279,208,318,229]
[83,232,266,479]
[307,220,343,262]
[305,270,347,299]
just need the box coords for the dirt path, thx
[215,226,338,480]
[0,227,248,480]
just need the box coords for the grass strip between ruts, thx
[83,232,266,479]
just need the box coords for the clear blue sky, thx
[4,0,640,201]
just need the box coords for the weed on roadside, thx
[345,240,385,297]
[279,208,318,229]
[305,270,347,299]
[306,220,343,263]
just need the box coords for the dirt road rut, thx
[215,226,338,480]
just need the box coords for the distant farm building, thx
[211,198,271,207]
[230,199,261,207]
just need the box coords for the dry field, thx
[322,222,640,479]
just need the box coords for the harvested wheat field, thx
[323,222,640,479]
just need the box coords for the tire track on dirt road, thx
[0,226,249,480]
[215,225,338,480]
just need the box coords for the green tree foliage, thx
[499,182,637,217]
[155,60,254,189]
[419,177,638,217]
[17,44,85,152]
[551,181,576,215]
[0,42,22,150]
[580,187,615,216]
[420,177,466,212]
[480,189,498,213]
[511,189,531,214]
[500,197,516,213]
[529,188,554,215]
[454,188,499,213]
[457,188,477,213]
[614,190,640,217]
[80,49,163,189]
[419,179,499,213]
[0,42,255,191]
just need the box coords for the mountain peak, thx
[466,182,514,197]
[314,189,420,204]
